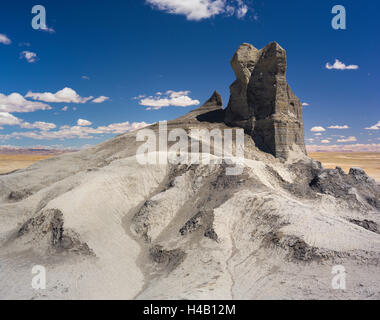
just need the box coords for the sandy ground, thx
[0,154,53,175]
[309,152,380,182]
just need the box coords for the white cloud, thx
[0,112,21,126]
[81,75,90,80]
[365,121,380,130]
[40,25,55,33]
[146,0,249,21]
[0,112,55,132]
[236,1,248,18]
[325,59,359,70]
[133,94,146,100]
[26,87,93,104]
[321,140,330,144]
[62,106,69,111]
[328,125,350,129]
[20,51,38,63]
[0,121,150,141]
[95,121,150,134]
[307,144,380,153]
[77,119,92,127]
[0,34,11,45]
[302,102,309,107]
[92,96,110,103]
[337,136,357,143]
[20,121,56,131]
[139,90,200,110]
[0,93,51,113]
[310,126,326,132]
[314,133,322,136]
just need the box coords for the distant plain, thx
[0,154,53,175]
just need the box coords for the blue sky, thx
[0,0,379,151]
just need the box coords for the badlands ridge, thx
[0,42,379,300]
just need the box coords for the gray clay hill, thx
[0,42,379,300]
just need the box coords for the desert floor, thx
[309,152,380,182]
[0,154,53,175]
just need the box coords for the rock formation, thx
[1,44,380,301]
[225,42,306,159]
[224,43,260,130]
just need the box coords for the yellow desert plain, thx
[309,152,380,182]
[0,152,379,183]
[0,154,53,175]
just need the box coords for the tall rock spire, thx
[224,43,260,132]
[224,41,306,159]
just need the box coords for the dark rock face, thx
[17,209,94,255]
[310,167,380,210]
[204,90,223,108]
[179,209,218,242]
[224,43,260,131]
[149,245,186,272]
[224,42,306,159]
[8,190,31,202]
[350,219,379,234]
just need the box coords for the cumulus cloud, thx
[62,106,69,111]
[0,112,56,132]
[365,121,380,130]
[95,121,150,134]
[92,96,110,103]
[328,125,350,129]
[325,59,359,70]
[337,136,357,143]
[40,25,55,33]
[306,144,380,153]
[26,87,93,104]
[0,121,150,141]
[20,121,56,131]
[0,93,51,113]
[81,75,90,80]
[310,126,326,132]
[236,0,248,19]
[77,119,92,126]
[321,140,330,144]
[0,34,11,45]
[139,90,200,110]
[302,102,309,107]
[0,112,21,126]
[133,94,146,100]
[20,51,38,63]
[146,0,249,21]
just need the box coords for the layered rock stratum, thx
[0,43,379,300]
